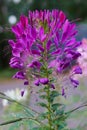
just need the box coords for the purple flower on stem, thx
[9,10,82,96]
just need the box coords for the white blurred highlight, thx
[2,88,28,107]
[8,15,17,24]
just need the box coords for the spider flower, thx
[9,10,82,94]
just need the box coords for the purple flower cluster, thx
[9,10,82,94]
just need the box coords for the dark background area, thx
[0,0,87,70]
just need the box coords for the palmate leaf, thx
[52,103,64,111]
[47,69,53,75]
[8,122,21,130]
[22,119,38,130]
[37,112,48,120]
[55,105,65,115]
[37,102,48,108]
[50,91,60,97]
[23,107,36,117]
[54,119,68,130]
[50,90,61,103]
[53,111,68,129]
[39,94,48,100]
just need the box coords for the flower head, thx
[9,10,82,95]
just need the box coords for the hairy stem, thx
[46,85,52,130]
[45,64,52,129]
[42,41,53,129]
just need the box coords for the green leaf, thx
[48,69,53,74]
[37,102,48,108]
[39,94,47,99]
[50,91,60,102]
[52,103,63,111]
[23,119,37,129]
[23,107,36,117]
[8,122,21,130]
[51,91,60,97]
[55,105,65,115]
[54,119,67,129]
[37,112,48,120]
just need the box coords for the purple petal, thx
[62,88,65,96]
[73,41,82,48]
[50,84,55,89]
[63,19,69,33]
[8,40,15,48]
[12,49,20,57]
[72,52,81,59]
[34,79,40,86]
[40,78,49,85]
[73,66,82,74]
[59,11,66,23]
[27,61,41,69]
[51,49,61,55]
[39,27,47,42]
[66,38,76,47]
[24,81,29,85]
[46,40,52,51]
[70,78,79,88]
[21,90,24,97]
[30,27,37,39]
[13,71,25,79]
[37,44,44,52]
[12,23,22,37]
[60,62,70,70]
[31,49,41,55]
[9,57,23,69]
[20,15,28,28]
[54,32,59,48]
[48,60,57,68]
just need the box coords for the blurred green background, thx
[0,0,87,75]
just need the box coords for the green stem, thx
[45,65,52,129]
[42,41,53,129]
[46,85,52,130]
[65,103,87,115]
[0,117,44,126]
